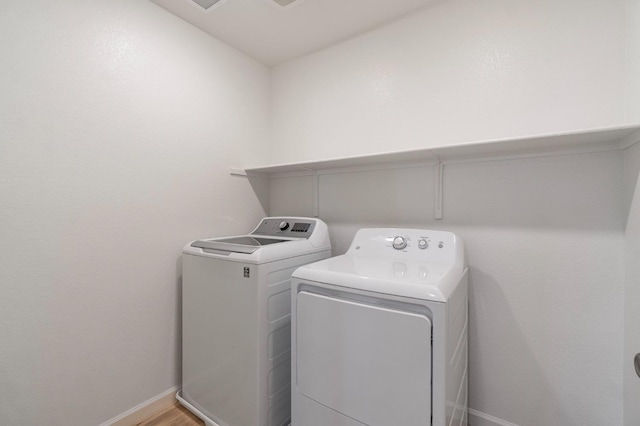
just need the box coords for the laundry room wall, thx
[269,0,627,164]
[268,1,631,425]
[269,150,626,426]
[623,137,640,426]
[627,0,640,123]
[0,1,269,425]
[623,1,640,424]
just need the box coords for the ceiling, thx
[150,0,436,66]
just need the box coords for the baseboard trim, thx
[99,386,179,426]
[469,408,520,426]
[99,389,519,426]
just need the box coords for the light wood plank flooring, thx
[137,401,204,426]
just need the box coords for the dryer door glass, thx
[296,292,432,426]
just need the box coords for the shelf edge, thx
[242,124,640,175]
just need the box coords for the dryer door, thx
[296,291,432,426]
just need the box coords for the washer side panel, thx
[182,254,259,426]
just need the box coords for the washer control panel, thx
[279,221,290,231]
[252,217,317,238]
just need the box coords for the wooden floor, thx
[137,401,204,426]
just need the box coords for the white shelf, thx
[240,125,640,175]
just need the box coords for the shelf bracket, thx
[229,167,248,176]
[434,159,443,220]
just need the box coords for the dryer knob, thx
[279,221,290,231]
[392,236,407,250]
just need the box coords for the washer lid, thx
[190,236,290,254]
[183,217,331,263]
[292,253,464,302]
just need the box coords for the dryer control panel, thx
[347,228,465,269]
[252,217,317,239]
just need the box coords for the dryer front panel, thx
[296,291,432,426]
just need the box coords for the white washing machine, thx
[177,217,331,426]
[291,228,468,426]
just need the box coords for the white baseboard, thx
[469,408,520,426]
[99,390,515,426]
[99,386,179,426]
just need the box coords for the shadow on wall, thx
[175,257,183,386]
[468,267,573,425]
[246,175,270,215]
[273,152,625,242]
[624,143,640,226]
[268,152,625,253]
[442,154,623,231]
[623,141,640,426]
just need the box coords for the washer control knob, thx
[392,236,407,250]
[418,239,429,249]
[279,221,290,231]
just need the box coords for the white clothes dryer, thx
[178,217,331,426]
[291,228,468,426]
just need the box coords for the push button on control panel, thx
[418,239,428,249]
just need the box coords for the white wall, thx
[623,1,640,424]
[270,0,627,164]
[627,0,640,123]
[268,1,633,424]
[624,140,640,426]
[269,151,625,426]
[0,1,269,425]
